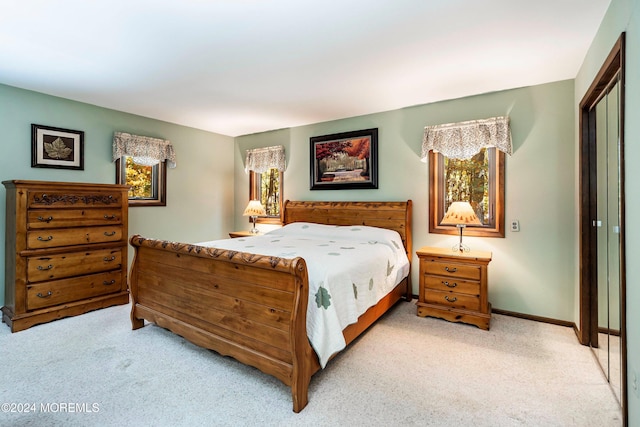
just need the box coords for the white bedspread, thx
[197,222,410,368]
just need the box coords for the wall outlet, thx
[510,220,520,232]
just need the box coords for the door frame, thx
[578,33,626,422]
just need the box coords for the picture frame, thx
[31,124,84,170]
[310,128,378,190]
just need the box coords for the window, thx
[245,145,286,225]
[115,156,167,207]
[249,167,283,224]
[112,131,175,207]
[422,116,510,238]
[429,147,505,237]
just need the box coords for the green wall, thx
[235,79,577,321]
[0,83,235,308]
[576,0,640,423]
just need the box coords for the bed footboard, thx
[128,235,317,412]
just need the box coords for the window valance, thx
[421,116,512,160]
[113,132,176,168]
[245,145,286,173]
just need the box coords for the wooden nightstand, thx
[228,230,261,238]
[416,246,492,330]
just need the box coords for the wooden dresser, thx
[2,180,130,332]
[416,246,492,330]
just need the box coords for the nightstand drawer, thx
[423,260,481,281]
[423,276,480,296]
[424,289,480,311]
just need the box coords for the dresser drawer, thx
[28,208,122,229]
[423,260,481,281]
[27,190,123,209]
[27,226,124,249]
[27,248,123,283]
[423,275,480,296]
[26,271,123,311]
[424,288,480,311]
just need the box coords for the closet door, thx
[594,76,622,404]
[579,33,625,422]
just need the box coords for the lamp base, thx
[250,216,259,234]
[451,224,470,253]
[451,243,471,253]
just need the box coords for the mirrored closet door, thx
[579,33,626,421]
[594,75,622,403]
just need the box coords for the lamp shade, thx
[441,201,482,226]
[243,200,266,217]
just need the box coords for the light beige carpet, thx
[0,301,622,426]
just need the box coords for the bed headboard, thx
[283,200,412,258]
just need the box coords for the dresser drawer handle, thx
[443,281,457,288]
[104,214,116,220]
[103,256,116,262]
[103,280,116,286]
[37,264,53,271]
[37,235,53,242]
[444,266,457,273]
[37,216,54,223]
[104,231,117,237]
[444,295,457,302]
[36,291,53,298]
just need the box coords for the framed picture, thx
[31,124,84,170]
[310,128,378,190]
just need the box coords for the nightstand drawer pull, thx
[443,281,457,288]
[37,235,53,242]
[37,216,54,223]
[444,295,457,302]
[104,214,117,220]
[444,266,457,273]
[103,231,117,237]
[103,256,116,262]
[37,291,53,298]
[103,280,116,286]
[37,264,53,271]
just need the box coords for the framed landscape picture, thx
[310,128,378,190]
[31,124,84,170]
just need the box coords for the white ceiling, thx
[0,0,611,137]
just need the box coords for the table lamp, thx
[441,201,482,252]
[243,200,266,234]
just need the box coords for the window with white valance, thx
[113,132,174,207]
[423,116,511,238]
[421,116,512,161]
[113,132,176,168]
[245,145,285,224]
[245,145,286,173]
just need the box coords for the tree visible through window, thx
[250,167,283,224]
[126,157,153,198]
[115,156,166,206]
[444,148,490,225]
[429,147,504,237]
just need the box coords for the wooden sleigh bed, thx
[128,200,412,412]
